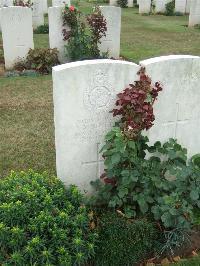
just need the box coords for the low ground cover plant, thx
[0,170,97,265]
[95,211,159,265]
[34,24,49,34]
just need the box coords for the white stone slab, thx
[52,0,70,7]
[53,59,140,192]
[186,0,191,13]
[175,0,186,14]
[43,0,48,13]
[155,0,171,13]
[140,55,200,158]
[99,6,121,59]
[48,6,70,63]
[139,0,151,14]
[1,6,34,69]
[32,0,44,29]
[188,0,200,26]
[1,0,13,7]
[109,0,117,6]
[128,0,133,7]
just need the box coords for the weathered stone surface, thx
[155,0,171,13]
[99,6,121,58]
[188,0,200,26]
[139,0,151,14]
[186,0,191,13]
[52,0,70,7]
[32,0,44,29]
[127,0,133,7]
[140,55,200,157]
[1,6,34,69]
[109,0,117,6]
[53,59,140,192]
[175,0,186,14]
[0,0,13,7]
[48,6,69,63]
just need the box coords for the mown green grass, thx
[0,1,200,177]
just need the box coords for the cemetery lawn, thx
[0,75,56,177]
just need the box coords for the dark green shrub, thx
[117,0,128,8]
[34,24,49,34]
[0,170,97,265]
[15,48,60,74]
[95,212,159,265]
[165,0,175,16]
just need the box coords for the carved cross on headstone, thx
[82,143,104,179]
[164,103,189,138]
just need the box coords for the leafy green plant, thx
[165,0,175,16]
[117,0,128,8]
[91,69,200,231]
[0,170,97,265]
[62,5,107,61]
[34,24,49,34]
[15,48,60,74]
[95,212,159,265]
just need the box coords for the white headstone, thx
[53,59,140,192]
[1,6,34,69]
[109,0,117,6]
[186,0,191,13]
[188,0,200,26]
[140,55,200,158]
[32,0,44,29]
[43,0,48,13]
[139,0,151,14]
[1,0,13,7]
[99,6,121,59]
[155,0,171,13]
[52,0,70,7]
[48,6,70,63]
[175,0,186,14]
[128,0,133,7]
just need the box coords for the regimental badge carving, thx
[84,69,114,112]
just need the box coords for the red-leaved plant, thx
[112,67,163,139]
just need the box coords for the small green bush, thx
[34,24,49,34]
[117,0,128,8]
[0,170,97,265]
[165,0,175,16]
[95,212,159,265]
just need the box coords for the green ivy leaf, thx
[190,190,199,201]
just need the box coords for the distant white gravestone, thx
[188,0,200,26]
[175,0,186,14]
[140,55,200,158]
[53,60,140,192]
[32,0,44,29]
[52,0,70,7]
[139,0,151,14]
[109,0,117,6]
[186,0,191,13]
[43,0,48,13]
[99,6,121,59]
[1,6,34,69]
[128,0,133,7]
[48,6,70,63]
[1,0,13,6]
[155,0,171,13]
